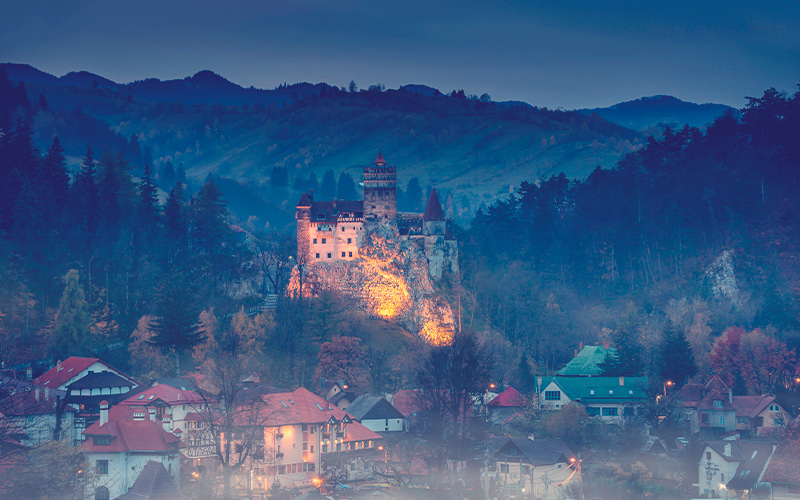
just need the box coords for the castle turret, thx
[363,151,397,220]
[423,188,446,235]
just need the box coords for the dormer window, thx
[94,435,112,446]
[317,213,326,220]
[714,400,722,408]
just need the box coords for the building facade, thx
[295,152,457,278]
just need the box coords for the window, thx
[308,463,315,472]
[499,464,509,473]
[315,253,320,258]
[590,389,595,395]
[385,205,390,209]
[521,465,531,475]
[628,389,633,395]
[94,436,111,446]
[313,238,317,244]
[737,417,748,424]
[327,253,331,259]
[95,487,110,500]
[545,391,561,401]
[586,407,600,416]
[96,460,108,475]
[602,407,618,417]
[347,238,352,244]
[303,443,308,451]
[769,404,779,412]
[342,252,346,257]
[706,452,711,460]
[701,413,710,423]
[317,213,326,220]
[714,400,722,408]
[311,445,314,453]
[322,445,328,453]
[349,252,352,257]
[720,417,725,424]
[608,389,614,395]
[278,465,286,475]
[322,238,326,244]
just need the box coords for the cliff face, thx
[288,220,455,345]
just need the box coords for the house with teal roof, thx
[556,344,616,377]
[536,375,649,422]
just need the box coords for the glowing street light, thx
[663,380,674,398]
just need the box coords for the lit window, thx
[609,390,614,395]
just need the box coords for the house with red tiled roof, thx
[229,387,382,494]
[119,384,213,459]
[35,356,141,443]
[731,395,791,436]
[488,386,527,428]
[114,460,193,500]
[80,401,182,500]
[761,438,800,500]
[2,383,77,446]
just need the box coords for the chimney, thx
[729,388,733,404]
[333,198,337,208]
[579,341,584,351]
[149,408,157,421]
[26,366,33,380]
[44,387,49,400]
[603,341,610,350]
[35,386,40,401]
[99,401,110,426]
[724,443,732,457]
[574,350,578,358]
[619,376,625,386]
[57,360,62,372]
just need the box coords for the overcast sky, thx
[2,0,798,109]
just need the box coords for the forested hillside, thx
[462,85,800,395]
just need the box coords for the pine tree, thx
[149,269,203,359]
[42,137,69,224]
[51,270,93,357]
[337,172,358,200]
[138,164,160,226]
[659,320,697,386]
[164,183,187,260]
[319,170,337,200]
[74,146,99,236]
[405,177,423,211]
[160,161,176,189]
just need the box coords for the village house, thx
[556,344,617,377]
[231,387,382,495]
[537,376,649,421]
[114,460,194,500]
[482,437,576,500]
[487,386,527,430]
[697,440,775,498]
[1,383,76,446]
[80,402,182,500]
[324,380,357,410]
[35,356,140,443]
[761,439,800,500]
[296,152,457,279]
[344,396,406,433]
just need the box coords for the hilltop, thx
[577,95,735,131]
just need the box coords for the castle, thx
[295,152,458,278]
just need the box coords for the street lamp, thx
[663,380,674,398]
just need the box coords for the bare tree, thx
[252,230,294,296]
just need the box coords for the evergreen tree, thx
[164,183,187,259]
[659,320,696,386]
[149,269,203,365]
[176,162,187,185]
[306,172,319,193]
[51,270,93,357]
[319,170,337,200]
[160,161,176,189]
[405,177,423,211]
[138,163,160,236]
[74,146,99,236]
[42,137,69,224]
[337,172,358,200]
[270,166,288,189]
[600,329,643,376]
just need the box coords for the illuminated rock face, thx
[288,221,455,345]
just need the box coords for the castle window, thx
[349,252,352,257]
[327,253,331,258]
[322,238,326,244]
[317,213,326,220]
[385,205,390,209]
[341,252,345,257]
[347,238,352,244]
[313,238,317,244]
[315,253,320,258]
[341,227,345,231]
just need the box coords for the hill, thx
[2,63,643,224]
[577,95,735,130]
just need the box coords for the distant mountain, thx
[3,63,646,224]
[577,95,735,130]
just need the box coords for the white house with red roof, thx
[232,387,382,494]
[35,357,140,443]
[80,401,182,500]
[487,386,527,428]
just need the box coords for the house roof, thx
[374,151,387,166]
[706,375,731,395]
[423,189,444,221]
[556,345,616,377]
[674,383,706,407]
[489,437,575,466]
[488,387,527,408]
[80,406,181,453]
[702,440,775,490]
[114,460,191,500]
[696,389,735,411]
[346,396,405,421]
[543,376,648,402]
[297,192,312,207]
[120,384,205,407]
[731,395,775,419]
[35,357,99,389]
[2,389,75,416]
[762,439,800,484]
[390,390,421,417]
[151,378,197,391]
[329,391,357,406]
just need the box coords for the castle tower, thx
[295,191,312,261]
[363,151,397,220]
[423,188,446,235]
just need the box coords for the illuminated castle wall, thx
[295,152,458,278]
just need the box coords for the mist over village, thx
[1,2,800,500]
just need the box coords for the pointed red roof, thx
[423,188,444,221]
[35,357,100,389]
[119,384,205,407]
[80,406,181,453]
[489,386,527,407]
[374,150,387,166]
